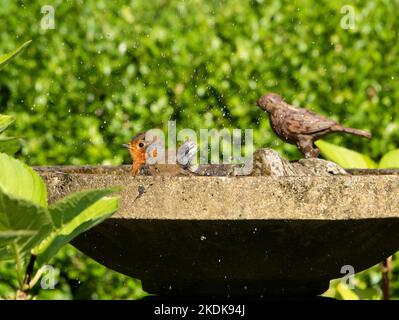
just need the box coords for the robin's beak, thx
[122,144,130,148]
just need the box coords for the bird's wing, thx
[177,140,198,169]
[284,108,338,134]
[146,164,193,176]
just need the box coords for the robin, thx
[123,132,198,176]
[256,93,372,158]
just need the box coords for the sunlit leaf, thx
[47,187,121,229]
[0,189,52,261]
[0,153,47,207]
[335,283,360,300]
[0,40,31,70]
[35,194,120,265]
[0,115,15,134]
[315,140,378,169]
[0,136,21,156]
[0,230,37,245]
[379,149,399,169]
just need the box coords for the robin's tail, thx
[338,126,372,139]
[177,140,198,170]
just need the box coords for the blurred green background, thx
[0,0,398,299]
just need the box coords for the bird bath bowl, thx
[37,166,399,298]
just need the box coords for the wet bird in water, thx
[124,132,198,176]
[256,93,372,158]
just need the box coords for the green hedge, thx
[1,0,398,165]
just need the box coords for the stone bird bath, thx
[37,166,399,298]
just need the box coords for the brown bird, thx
[256,93,372,158]
[124,132,198,176]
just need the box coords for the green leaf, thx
[0,230,37,244]
[0,153,47,207]
[335,283,360,300]
[47,187,121,229]
[315,140,378,169]
[0,188,52,261]
[0,114,15,134]
[379,149,399,169]
[0,136,21,156]
[0,40,32,70]
[35,195,120,265]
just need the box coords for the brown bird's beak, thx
[122,144,130,148]
[256,98,266,110]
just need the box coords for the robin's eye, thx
[139,142,145,148]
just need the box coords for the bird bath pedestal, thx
[37,166,399,298]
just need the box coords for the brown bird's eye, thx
[139,142,145,148]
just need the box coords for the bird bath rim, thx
[35,165,399,297]
[34,164,399,176]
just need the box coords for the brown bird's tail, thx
[339,126,372,139]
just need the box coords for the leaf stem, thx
[382,257,391,300]
[11,243,24,290]
[23,254,36,291]
[27,265,47,289]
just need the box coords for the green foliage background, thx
[0,0,398,299]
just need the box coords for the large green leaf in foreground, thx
[0,153,47,207]
[35,191,120,265]
[0,189,52,261]
[47,188,121,229]
[0,40,31,70]
[315,140,378,169]
[0,230,37,245]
